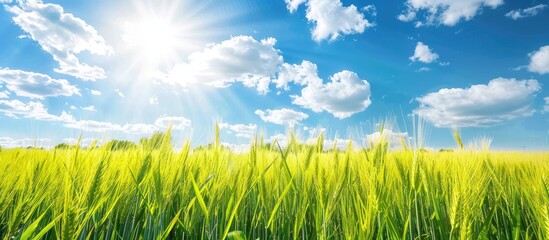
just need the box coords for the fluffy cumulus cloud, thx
[414,78,541,127]
[0,99,73,122]
[398,0,503,27]
[410,42,439,63]
[159,36,372,118]
[161,36,283,94]
[506,4,547,20]
[0,68,80,99]
[5,0,113,81]
[285,0,374,42]
[255,108,308,127]
[291,70,371,119]
[219,122,257,139]
[154,116,192,130]
[528,46,549,74]
[153,35,374,119]
[275,61,320,90]
[285,0,306,12]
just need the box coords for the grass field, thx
[1,128,549,240]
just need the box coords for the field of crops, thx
[1,130,549,240]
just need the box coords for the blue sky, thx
[0,0,548,150]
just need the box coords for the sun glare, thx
[122,16,179,64]
[116,0,215,83]
[112,0,226,94]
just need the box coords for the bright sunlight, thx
[122,16,179,64]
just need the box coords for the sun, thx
[112,0,218,86]
[122,15,180,65]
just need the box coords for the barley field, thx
[1,129,548,240]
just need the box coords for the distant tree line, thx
[50,131,174,151]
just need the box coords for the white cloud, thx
[274,132,361,151]
[63,137,102,147]
[285,0,307,12]
[275,60,320,90]
[63,120,119,132]
[291,70,371,119]
[363,5,377,17]
[0,100,162,135]
[0,98,189,135]
[154,116,192,130]
[219,122,257,139]
[0,137,51,148]
[120,123,159,135]
[0,68,80,99]
[81,105,96,111]
[90,89,101,96]
[266,133,359,151]
[414,78,541,127]
[303,126,326,138]
[506,4,547,20]
[115,89,125,98]
[417,67,431,72]
[322,138,360,151]
[366,130,409,148]
[410,42,439,63]
[0,99,74,122]
[528,46,549,74]
[161,36,283,94]
[0,91,9,99]
[6,0,112,81]
[285,0,374,42]
[63,119,159,135]
[398,11,416,22]
[266,133,289,147]
[149,96,159,105]
[399,0,503,26]
[544,97,549,113]
[221,142,251,153]
[255,108,308,127]
[159,36,371,117]
[70,105,77,110]
[157,36,372,118]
